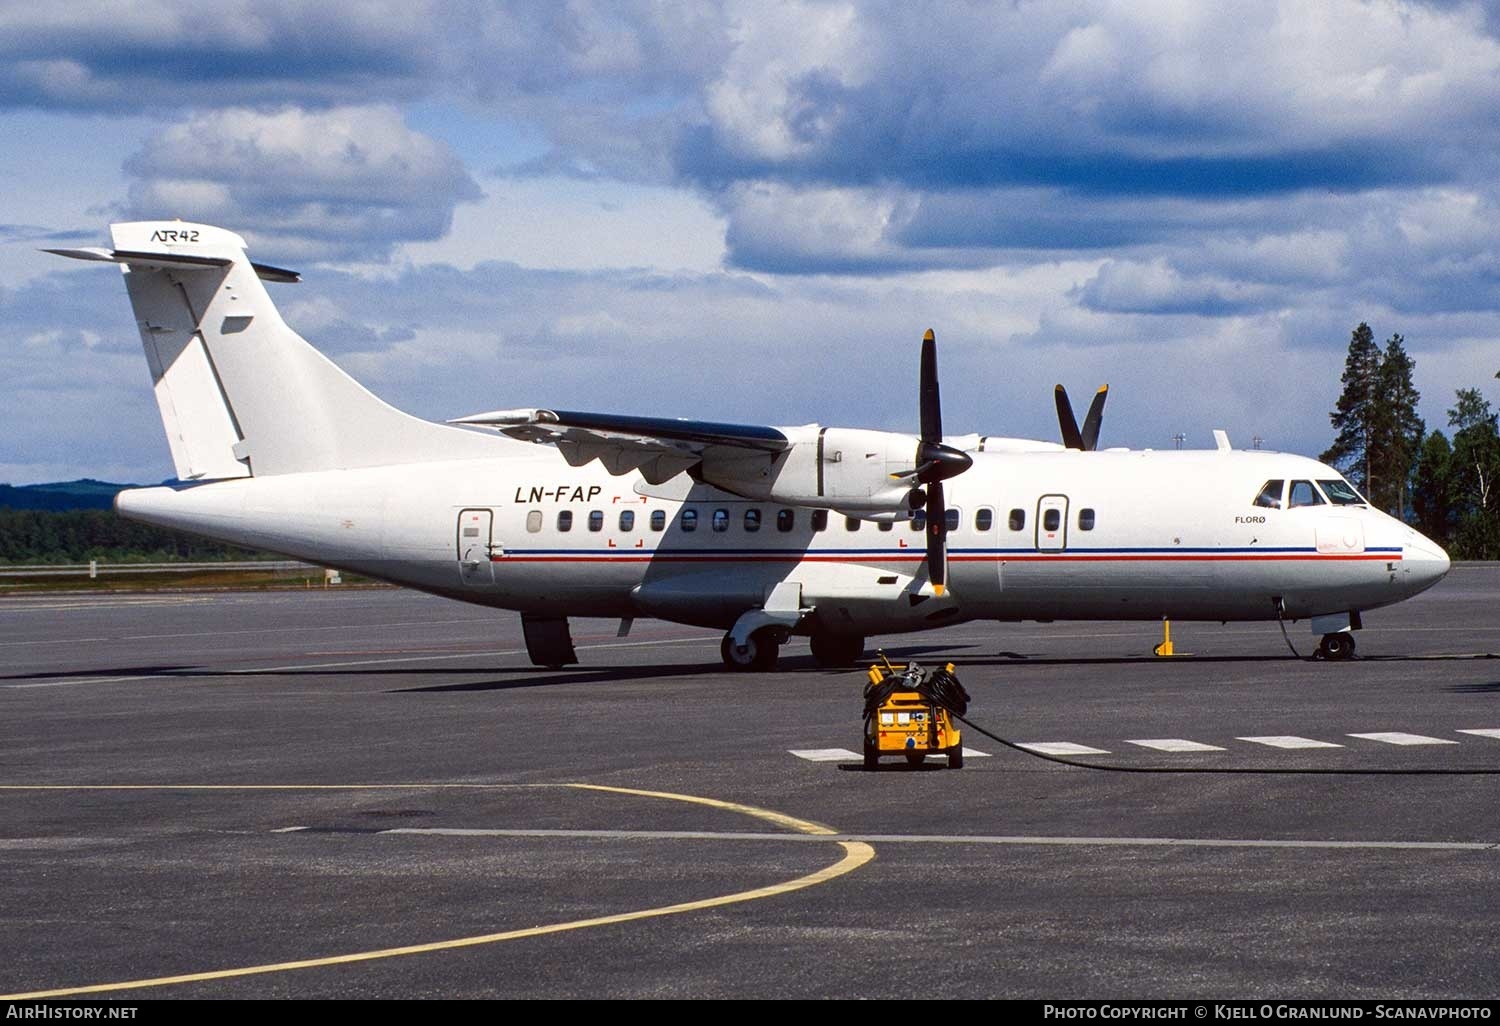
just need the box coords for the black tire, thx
[1319,633,1355,661]
[720,630,782,671]
[948,746,964,770]
[863,739,879,771]
[810,632,866,668]
[904,750,925,767]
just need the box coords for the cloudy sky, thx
[3,0,1499,484]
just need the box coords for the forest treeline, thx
[1322,323,1499,559]
[0,507,266,565]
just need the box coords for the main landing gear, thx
[721,629,783,671]
[720,630,868,671]
[1317,632,1356,661]
[810,632,865,668]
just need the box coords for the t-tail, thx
[48,222,496,480]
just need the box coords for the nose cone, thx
[1403,532,1452,596]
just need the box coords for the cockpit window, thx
[1253,480,1284,509]
[1288,480,1326,508]
[1317,479,1365,505]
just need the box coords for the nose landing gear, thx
[1317,632,1356,661]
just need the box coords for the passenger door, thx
[457,508,496,586]
[1035,494,1069,553]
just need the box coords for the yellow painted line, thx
[568,783,840,836]
[0,783,873,999]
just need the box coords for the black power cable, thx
[1275,598,1313,661]
[863,660,970,722]
[868,656,1500,775]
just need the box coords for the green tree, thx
[1410,430,1453,545]
[1322,323,1382,499]
[1447,388,1500,559]
[1372,333,1423,518]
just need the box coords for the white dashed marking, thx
[1015,742,1109,756]
[1237,736,1343,749]
[1348,732,1459,746]
[960,748,991,758]
[1457,729,1500,740]
[1124,739,1226,752]
[788,748,861,762]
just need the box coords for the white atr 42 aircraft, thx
[49,221,1451,669]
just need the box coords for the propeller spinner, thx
[1054,383,1109,451]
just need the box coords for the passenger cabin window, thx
[776,509,795,532]
[845,516,861,532]
[911,510,926,530]
[1078,508,1096,531]
[1043,508,1061,532]
[680,508,698,532]
[744,508,761,532]
[619,510,634,532]
[1254,480,1285,509]
[975,508,994,532]
[944,509,959,532]
[526,510,543,533]
[588,510,604,532]
[878,520,893,532]
[1288,480,1326,508]
[1008,508,1025,531]
[712,509,730,532]
[556,510,573,532]
[1318,479,1365,505]
[650,510,666,531]
[811,510,828,532]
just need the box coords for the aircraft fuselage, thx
[116,444,1449,637]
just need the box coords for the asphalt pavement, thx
[2,567,1498,998]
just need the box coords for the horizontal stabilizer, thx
[45,246,300,284]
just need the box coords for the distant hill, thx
[0,479,139,511]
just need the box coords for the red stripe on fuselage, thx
[492,552,1401,564]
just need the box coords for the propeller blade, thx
[1080,385,1108,451]
[920,329,942,442]
[1055,384,1083,450]
[926,478,947,596]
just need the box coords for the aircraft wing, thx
[450,408,793,484]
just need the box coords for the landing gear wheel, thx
[810,632,866,668]
[1318,632,1356,661]
[720,629,781,671]
[947,745,964,770]
[904,751,925,767]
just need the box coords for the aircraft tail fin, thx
[49,222,497,479]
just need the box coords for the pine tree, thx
[1373,333,1423,518]
[1410,430,1453,545]
[1322,323,1383,498]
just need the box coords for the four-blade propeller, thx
[1054,383,1109,451]
[911,329,971,597]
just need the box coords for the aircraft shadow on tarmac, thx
[1444,680,1500,693]
[5,649,1494,692]
[0,664,195,681]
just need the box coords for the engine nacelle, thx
[697,426,918,514]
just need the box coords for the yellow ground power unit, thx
[862,657,970,770]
